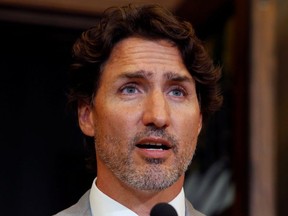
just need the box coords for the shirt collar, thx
[89,178,185,216]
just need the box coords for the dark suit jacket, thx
[54,190,205,216]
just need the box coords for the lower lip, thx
[136,147,172,158]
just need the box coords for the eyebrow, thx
[118,70,153,79]
[118,70,193,83]
[164,71,194,83]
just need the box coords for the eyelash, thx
[119,83,140,94]
[119,83,188,97]
[168,86,187,97]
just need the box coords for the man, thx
[56,4,222,216]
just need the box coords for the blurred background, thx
[0,0,287,215]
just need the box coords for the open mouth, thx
[136,143,171,150]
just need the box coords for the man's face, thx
[79,37,202,191]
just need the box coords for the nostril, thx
[143,113,170,128]
[145,122,168,129]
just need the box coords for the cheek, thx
[94,104,140,140]
[173,112,201,155]
[176,112,201,136]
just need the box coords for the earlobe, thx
[78,103,95,137]
[198,114,203,135]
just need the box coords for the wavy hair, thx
[68,4,222,120]
[68,4,223,171]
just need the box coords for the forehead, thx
[102,37,190,78]
[109,37,179,58]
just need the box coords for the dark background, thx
[3,0,287,215]
[0,22,96,215]
[0,15,234,216]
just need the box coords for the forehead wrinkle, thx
[127,49,180,60]
[109,52,179,67]
[128,47,178,55]
[113,51,179,64]
[114,41,180,60]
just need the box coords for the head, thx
[68,4,222,192]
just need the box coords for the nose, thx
[142,90,171,128]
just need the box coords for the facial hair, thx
[95,126,197,191]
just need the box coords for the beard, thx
[94,126,196,191]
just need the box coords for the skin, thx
[78,37,202,216]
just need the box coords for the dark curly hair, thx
[68,4,223,172]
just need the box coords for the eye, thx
[120,84,140,95]
[168,86,187,97]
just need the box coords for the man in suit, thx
[55,4,222,216]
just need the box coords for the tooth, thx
[148,148,163,151]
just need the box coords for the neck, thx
[96,166,184,216]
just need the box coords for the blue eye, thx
[168,87,186,97]
[121,85,139,94]
[170,89,183,96]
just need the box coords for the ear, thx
[197,114,203,135]
[78,102,95,137]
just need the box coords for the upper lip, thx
[136,137,172,149]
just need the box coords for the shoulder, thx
[185,199,206,216]
[53,190,91,216]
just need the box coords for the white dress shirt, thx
[89,178,185,216]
